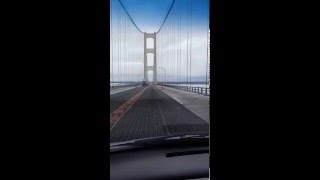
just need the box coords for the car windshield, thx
[110,0,210,145]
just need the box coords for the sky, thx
[119,0,209,33]
[120,0,173,33]
[110,0,209,82]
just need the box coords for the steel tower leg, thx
[143,33,157,85]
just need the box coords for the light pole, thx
[158,67,166,85]
[158,67,166,90]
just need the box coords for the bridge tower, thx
[144,32,157,85]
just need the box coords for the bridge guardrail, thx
[110,84,140,90]
[163,85,210,96]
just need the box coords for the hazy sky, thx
[110,0,209,82]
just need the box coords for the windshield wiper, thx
[110,134,209,148]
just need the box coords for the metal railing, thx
[164,85,210,96]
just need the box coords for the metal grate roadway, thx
[111,85,209,143]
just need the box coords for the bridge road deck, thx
[110,85,209,143]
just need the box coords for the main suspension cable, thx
[118,0,144,34]
[155,0,176,34]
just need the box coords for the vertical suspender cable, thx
[175,5,178,83]
[168,17,172,82]
[179,0,182,83]
[117,3,120,82]
[165,25,167,83]
[119,8,122,83]
[175,5,177,83]
[125,16,128,83]
[171,4,176,81]
[119,6,122,83]
[124,15,126,83]
[127,19,129,82]
[121,11,124,83]
[160,33,162,82]
[172,13,174,83]
[186,0,189,85]
[174,2,176,83]
[169,17,171,83]
[111,0,113,82]
[127,17,129,83]
[179,0,181,83]
[129,18,131,82]
[190,0,192,86]
[206,0,209,88]
[125,17,127,83]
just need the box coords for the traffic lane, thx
[110,86,144,113]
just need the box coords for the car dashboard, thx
[110,144,209,180]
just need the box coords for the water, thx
[111,83,210,88]
[167,83,210,88]
[110,83,131,86]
